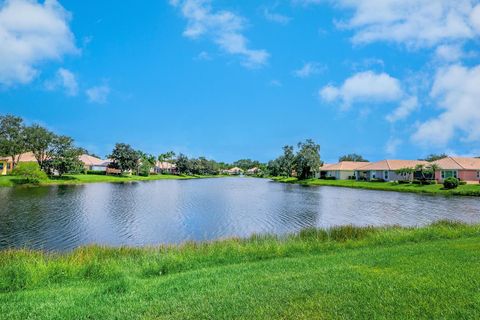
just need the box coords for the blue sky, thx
[1,0,480,163]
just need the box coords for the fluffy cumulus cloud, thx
[86,85,110,104]
[336,0,480,48]
[412,64,480,146]
[263,8,291,25]
[0,0,77,85]
[319,71,403,109]
[45,67,78,95]
[170,0,269,67]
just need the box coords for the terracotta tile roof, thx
[0,152,37,162]
[357,160,428,171]
[79,154,107,166]
[320,161,370,171]
[433,157,480,170]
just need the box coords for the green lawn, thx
[273,177,480,196]
[0,173,224,187]
[1,221,479,319]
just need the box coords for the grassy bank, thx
[1,221,480,319]
[273,177,480,196]
[0,174,225,188]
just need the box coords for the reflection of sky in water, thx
[1,178,480,251]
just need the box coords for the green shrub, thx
[443,177,459,189]
[459,180,467,185]
[370,178,386,182]
[86,170,106,175]
[11,162,47,184]
[321,176,336,180]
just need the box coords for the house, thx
[432,157,480,184]
[79,154,110,172]
[246,167,260,175]
[154,161,177,174]
[319,161,369,180]
[355,160,428,182]
[0,152,37,175]
[222,167,243,175]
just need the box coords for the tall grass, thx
[1,220,478,293]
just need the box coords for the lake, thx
[1,177,479,251]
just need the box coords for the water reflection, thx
[0,178,479,251]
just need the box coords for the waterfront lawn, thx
[1,221,480,319]
[0,173,221,187]
[273,177,480,196]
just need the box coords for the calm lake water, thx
[1,177,480,251]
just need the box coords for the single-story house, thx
[223,167,243,175]
[319,161,369,180]
[154,161,177,174]
[79,154,110,171]
[433,157,480,184]
[0,152,38,175]
[355,160,429,182]
[246,167,260,175]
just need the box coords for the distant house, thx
[79,154,110,172]
[223,167,243,175]
[319,161,369,180]
[246,167,260,175]
[0,152,38,175]
[433,157,480,184]
[355,160,428,182]
[154,161,177,174]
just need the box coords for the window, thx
[384,171,389,180]
[442,171,457,179]
[0,163,3,170]
[477,171,480,179]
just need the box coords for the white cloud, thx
[171,0,269,68]
[385,137,402,156]
[0,0,77,85]
[334,0,480,48]
[86,85,110,104]
[45,68,78,95]
[386,96,418,123]
[293,62,324,78]
[268,79,282,87]
[319,71,403,109]
[263,8,291,25]
[434,44,466,62]
[412,64,480,146]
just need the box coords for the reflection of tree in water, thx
[106,183,142,244]
[0,186,89,250]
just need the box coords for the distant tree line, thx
[267,139,322,180]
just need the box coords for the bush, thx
[443,177,459,189]
[459,180,467,186]
[321,176,336,180]
[11,162,47,184]
[370,178,385,182]
[86,170,106,175]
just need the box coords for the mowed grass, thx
[1,221,480,319]
[273,177,480,196]
[0,173,222,187]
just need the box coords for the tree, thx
[138,152,156,176]
[24,124,56,171]
[232,159,262,171]
[279,145,295,177]
[46,136,83,176]
[421,154,448,162]
[295,139,322,180]
[395,167,415,182]
[158,151,176,163]
[11,162,48,184]
[175,153,190,174]
[339,153,368,162]
[108,143,140,173]
[0,115,27,168]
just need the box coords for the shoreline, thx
[272,177,480,196]
[1,221,479,318]
[0,174,229,188]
